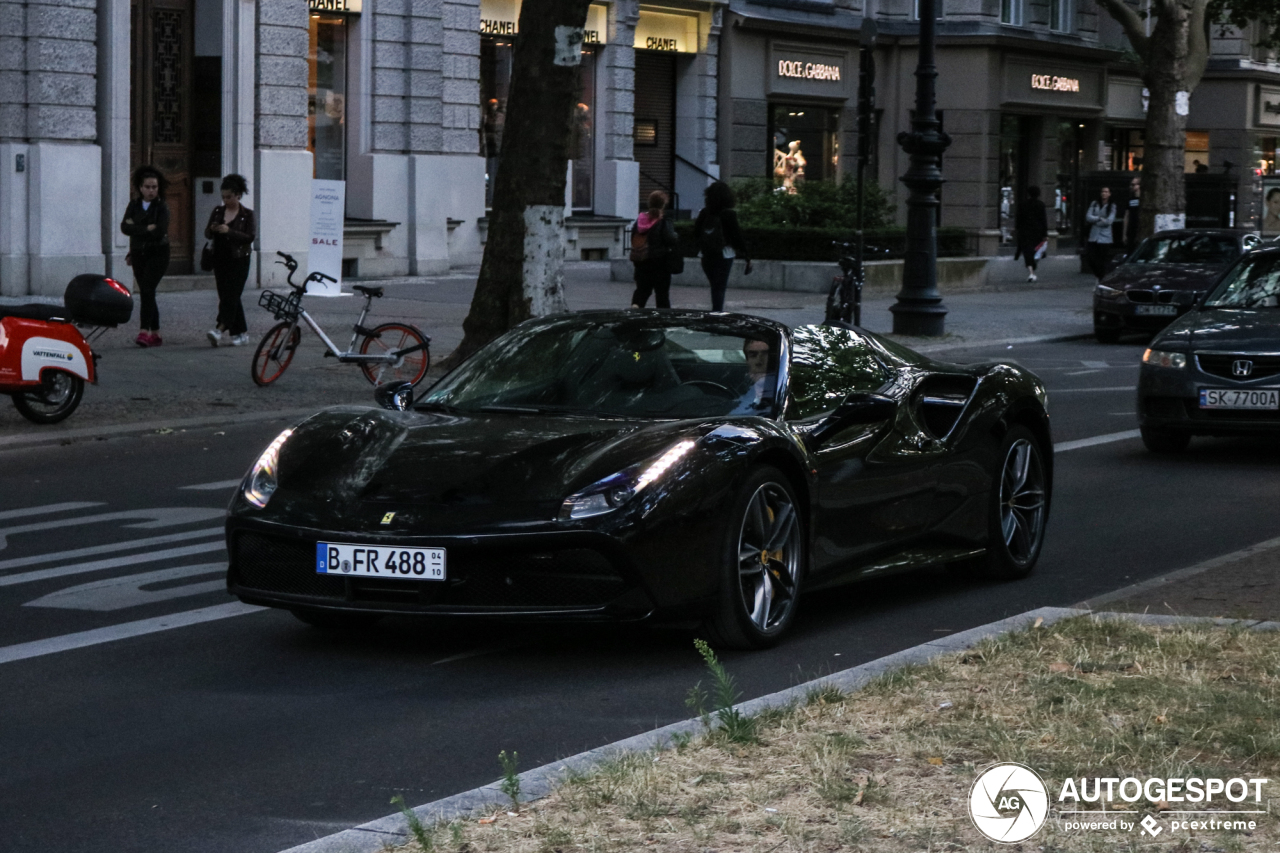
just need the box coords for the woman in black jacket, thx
[630,191,679,308]
[204,174,257,346]
[695,181,752,311]
[119,166,171,347]
[1015,186,1049,282]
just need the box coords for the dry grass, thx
[390,617,1280,852]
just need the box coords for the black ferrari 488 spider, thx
[227,311,1052,648]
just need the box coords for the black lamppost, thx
[891,0,950,336]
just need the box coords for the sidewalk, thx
[0,257,1095,436]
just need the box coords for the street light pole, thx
[891,0,950,336]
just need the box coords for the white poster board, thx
[308,179,345,296]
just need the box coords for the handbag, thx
[668,253,685,275]
[200,242,215,272]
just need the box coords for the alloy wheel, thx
[735,482,802,632]
[998,437,1046,567]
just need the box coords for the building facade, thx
[1,0,1277,298]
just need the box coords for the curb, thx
[0,407,319,449]
[281,604,1271,853]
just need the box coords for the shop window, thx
[482,38,596,211]
[1001,0,1023,26]
[308,13,348,181]
[1184,131,1210,173]
[769,105,840,191]
[998,115,1032,244]
[1257,137,1277,175]
[1106,127,1144,171]
[1049,0,1071,31]
[1055,120,1084,236]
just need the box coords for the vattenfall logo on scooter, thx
[968,763,1269,843]
[31,349,73,362]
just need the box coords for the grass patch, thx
[387,617,1280,852]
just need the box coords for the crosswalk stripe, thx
[0,507,225,550]
[0,527,224,572]
[1055,429,1142,452]
[0,602,265,665]
[25,562,228,611]
[180,479,244,491]
[0,502,104,522]
[0,541,226,587]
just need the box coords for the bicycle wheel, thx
[359,323,430,387]
[251,322,301,386]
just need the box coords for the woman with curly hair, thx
[694,181,752,311]
[119,165,171,347]
[204,173,257,346]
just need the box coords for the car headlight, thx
[1142,349,1186,369]
[243,428,293,508]
[1095,284,1122,298]
[559,439,695,520]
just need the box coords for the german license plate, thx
[316,542,446,580]
[1135,304,1178,316]
[1199,389,1280,410]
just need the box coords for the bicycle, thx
[251,252,431,387]
[824,242,889,329]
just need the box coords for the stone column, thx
[594,0,638,219]
[673,6,719,214]
[255,0,311,288]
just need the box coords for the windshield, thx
[1126,234,1239,266]
[422,317,783,419]
[1203,253,1280,308]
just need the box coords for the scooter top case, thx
[64,274,134,327]
[0,311,96,388]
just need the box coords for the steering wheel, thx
[681,380,737,399]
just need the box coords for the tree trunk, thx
[446,0,592,367]
[1139,2,1193,239]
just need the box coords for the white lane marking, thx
[1048,386,1133,393]
[0,502,104,522]
[0,602,265,666]
[1081,360,1109,369]
[181,479,243,491]
[0,527,223,572]
[1055,429,1141,452]
[0,541,226,586]
[0,506,225,550]
[1064,369,1102,376]
[24,563,227,611]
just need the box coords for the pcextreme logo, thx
[969,763,1050,843]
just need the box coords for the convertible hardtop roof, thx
[536,309,794,336]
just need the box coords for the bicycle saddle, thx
[352,285,384,298]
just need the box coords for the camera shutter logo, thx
[968,763,1049,843]
[1232,359,1253,377]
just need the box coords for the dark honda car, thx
[1093,229,1260,343]
[1138,247,1280,451]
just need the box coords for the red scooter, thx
[0,274,134,424]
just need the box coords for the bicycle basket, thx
[258,289,301,323]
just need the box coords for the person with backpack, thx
[630,191,680,309]
[695,181,752,311]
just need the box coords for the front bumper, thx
[226,518,660,621]
[1093,296,1190,332]
[1138,364,1280,436]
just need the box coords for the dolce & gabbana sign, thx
[1003,59,1102,110]
[768,42,851,99]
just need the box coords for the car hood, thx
[1155,308,1280,353]
[1102,263,1225,291]
[263,406,708,530]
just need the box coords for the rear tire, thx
[1140,426,1190,453]
[703,466,805,650]
[359,322,430,387]
[291,608,383,631]
[976,425,1048,580]
[12,371,84,424]
[251,322,301,386]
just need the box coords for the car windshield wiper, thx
[478,404,548,414]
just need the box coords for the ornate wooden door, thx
[131,0,194,273]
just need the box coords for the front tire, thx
[251,322,301,386]
[704,466,805,649]
[12,371,84,424]
[1140,426,1190,453]
[978,425,1048,580]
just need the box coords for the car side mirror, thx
[375,381,414,411]
[808,393,896,447]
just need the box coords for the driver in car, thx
[731,338,777,415]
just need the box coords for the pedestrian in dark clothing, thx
[1122,176,1141,252]
[1083,187,1117,282]
[204,174,256,347]
[119,165,171,348]
[630,191,679,309]
[1014,186,1049,282]
[695,181,752,312]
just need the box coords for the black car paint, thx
[226,312,1051,624]
[1138,248,1280,437]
